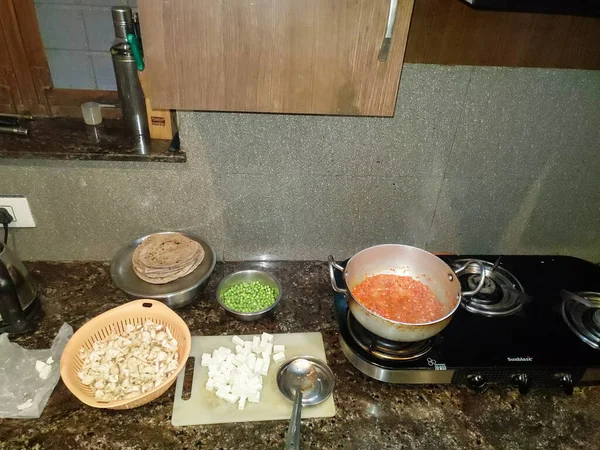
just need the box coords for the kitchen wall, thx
[33,0,138,90]
[1,64,599,262]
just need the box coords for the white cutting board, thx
[171,332,335,426]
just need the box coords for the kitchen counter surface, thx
[0,118,185,163]
[1,261,600,450]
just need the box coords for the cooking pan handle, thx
[328,256,348,294]
[453,259,487,297]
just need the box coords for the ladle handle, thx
[284,390,303,450]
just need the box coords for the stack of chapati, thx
[132,233,205,284]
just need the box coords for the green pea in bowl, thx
[216,270,282,321]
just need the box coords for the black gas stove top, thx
[333,255,600,394]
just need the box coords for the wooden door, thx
[0,0,51,115]
[138,0,415,116]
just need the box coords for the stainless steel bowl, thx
[110,232,216,309]
[216,270,282,321]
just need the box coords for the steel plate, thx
[110,232,216,308]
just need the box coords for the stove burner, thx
[467,275,497,298]
[347,311,432,361]
[593,309,600,329]
[561,291,600,350]
[454,259,526,317]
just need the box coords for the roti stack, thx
[132,233,205,284]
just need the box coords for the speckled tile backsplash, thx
[2,64,599,261]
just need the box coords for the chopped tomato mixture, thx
[352,274,446,324]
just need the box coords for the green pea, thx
[222,280,277,313]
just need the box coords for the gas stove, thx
[333,255,600,394]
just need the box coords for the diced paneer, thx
[216,389,228,400]
[273,352,286,363]
[252,336,261,352]
[225,393,239,404]
[244,385,258,397]
[212,351,225,363]
[201,353,212,367]
[261,343,273,355]
[231,383,244,396]
[260,358,270,376]
[232,358,243,367]
[261,332,274,343]
[232,335,245,346]
[238,363,252,374]
[204,336,273,408]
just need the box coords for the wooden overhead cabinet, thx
[138,0,415,116]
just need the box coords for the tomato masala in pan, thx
[352,274,446,323]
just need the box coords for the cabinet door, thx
[138,0,414,116]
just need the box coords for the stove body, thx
[334,255,600,394]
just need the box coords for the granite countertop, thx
[0,118,185,163]
[1,261,600,450]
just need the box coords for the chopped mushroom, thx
[77,320,179,402]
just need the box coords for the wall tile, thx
[217,173,443,261]
[83,7,115,52]
[426,176,600,261]
[35,4,88,50]
[447,67,600,180]
[516,176,600,261]
[2,160,224,261]
[45,50,96,89]
[1,66,599,262]
[91,53,117,90]
[179,64,472,178]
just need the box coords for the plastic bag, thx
[0,323,73,418]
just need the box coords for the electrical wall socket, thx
[0,195,36,227]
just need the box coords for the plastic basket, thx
[60,299,191,409]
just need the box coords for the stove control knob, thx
[466,374,488,393]
[512,373,530,395]
[559,373,574,395]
